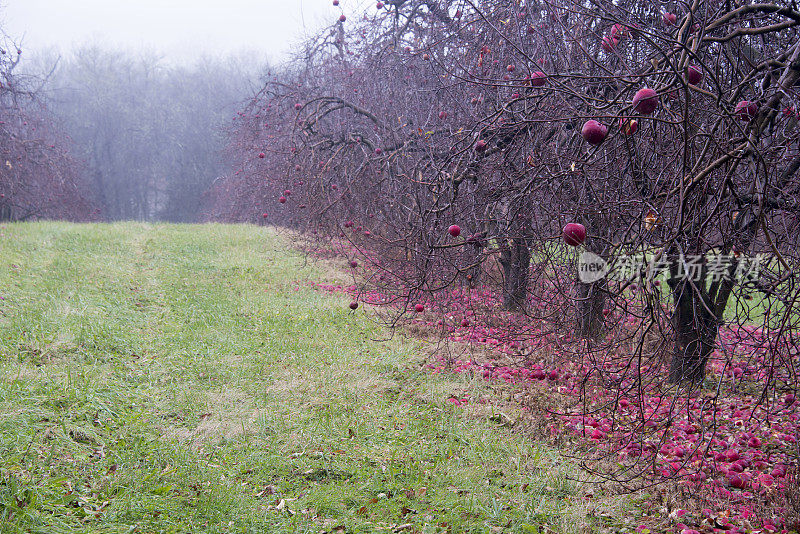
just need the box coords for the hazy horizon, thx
[2,0,368,63]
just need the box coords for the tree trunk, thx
[0,202,11,222]
[668,279,719,384]
[500,236,530,311]
[461,239,484,288]
[576,277,607,339]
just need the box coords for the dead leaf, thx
[400,506,416,517]
[488,412,514,426]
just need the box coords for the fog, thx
[0,0,374,222]
[3,0,353,63]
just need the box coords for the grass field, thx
[0,222,611,534]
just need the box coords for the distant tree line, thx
[0,32,96,222]
[31,46,264,222]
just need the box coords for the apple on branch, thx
[563,223,586,246]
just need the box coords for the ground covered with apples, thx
[0,222,646,534]
[305,239,798,534]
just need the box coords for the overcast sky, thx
[2,0,365,63]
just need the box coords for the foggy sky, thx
[2,0,367,62]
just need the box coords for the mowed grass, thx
[0,222,604,534]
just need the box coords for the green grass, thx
[0,222,612,533]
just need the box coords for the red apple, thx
[439,111,448,120]
[349,301,359,310]
[294,103,302,110]
[601,35,618,52]
[448,225,461,237]
[581,120,607,145]
[506,64,515,72]
[563,222,586,246]
[339,14,347,22]
[460,318,470,327]
[610,23,626,39]
[619,117,638,135]
[727,472,748,489]
[375,148,382,155]
[529,71,547,86]
[633,87,659,115]
[414,304,425,313]
[332,0,339,4]
[262,213,268,218]
[278,196,287,203]
[258,152,265,159]
[376,1,383,8]
[735,100,759,121]
[349,260,358,268]
[686,65,702,85]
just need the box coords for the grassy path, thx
[0,222,588,534]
